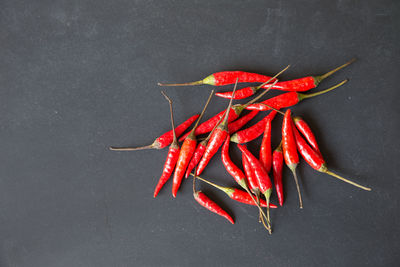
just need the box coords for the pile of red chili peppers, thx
[110,59,371,234]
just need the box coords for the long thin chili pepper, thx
[191,174,278,208]
[220,136,272,232]
[293,116,322,157]
[293,126,371,191]
[228,110,259,134]
[184,113,225,178]
[196,80,239,176]
[230,111,277,144]
[282,109,303,209]
[153,92,180,198]
[242,153,259,194]
[178,66,289,141]
[215,59,355,99]
[246,80,348,111]
[192,170,234,224]
[259,111,275,173]
[172,90,214,197]
[272,142,284,206]
[109,114,199,151]
[237,144,273,230]
[158,71,274,87]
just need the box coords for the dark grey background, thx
[1,0,399,266]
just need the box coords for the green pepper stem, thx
[314,58,356,85]
[298,79,348,101]
[323,169,371,191]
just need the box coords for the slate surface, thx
[0,0,399,266]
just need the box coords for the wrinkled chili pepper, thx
[172,90,214,197]
[230,111,277,144]
[293,126,371,191]
[153,92,180,198]
[109,114,199,151]
[272,142,284,206]
[246,80,347,111]
[158,71,275,87]
[282,109,303,208]
[215,59,355,99]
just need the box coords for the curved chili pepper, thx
[193,191,235,224]
[272,142,284,206]
[282,109,303,208]
[293,116,322,157]
[231,111,277,144]
[153,92,180,198]
[196,80,239,176]
[245,80,348,111]
[228,110,259,134]
[242,153,259,194]
[192,174,277,208]
[215,59,355,99]
[293,126,371,191]
[158,71,274,87]
[259,111,275,173]
[172,91,214,197]
[184,140,207,179]
[109,114,199,151]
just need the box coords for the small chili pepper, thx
[191,174,278,208]
[158,71,275,87]
[237,144,273,230]
[109,114,199,151]
[172,90,214,197]
[178,66,288,141]
[153,92,180,198]
[272,142,284,206]
[228,110,259,134]
[192,171,234,224]
[242,153,259,194]
[215,59,355,99]
[259,111,275,173]
[293,126,371,191]
[293,116,322,157]
[246,80,347,111]
[196,80,239,176]
[230,111,277,144]
[282,109,303,209]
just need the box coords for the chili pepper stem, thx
[319,165,371,191]
[109,142,157,151]
[314,58,356,86]
[258,103,285,115]
[297,79,348,101]
[161,91,178,145]
[289,164,303,209]
[158,74,215,87]
[188,90,215,138]
[263,188,272,227]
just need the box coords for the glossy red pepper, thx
[259,111,275,173]
[153,92,181,197]
[109,114,199,151]
[193,191,234,224]
[172,91,214,197]
[293,126,371,191]
[228,110,259,134]
[282,109,303,208]
[215,59,355,99]
[272,142,284,206]
[231,111,277,144]
[242,153,259,194]
[245,80,348,111]
[293,116,322,157]
[158,71,274,87]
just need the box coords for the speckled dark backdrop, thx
[1,0,399,266]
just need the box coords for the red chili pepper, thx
[196,80,239,176]
[293,116,322,157]
[221,136,247,189]
[215,59,355,99]
[293,126,371,191]
[237,144,273,230]
[193,191,235,224]
[231,111,277,144]
[192,174,278,208]
[272,142,284,206]
[109,114,199,151]
[172,91,214,197]
[158,71,275,87]
[245,80,348,111]
[259,111,275,173]
[153,92,180,198]
[282,109,303,208]
[228,110,259,134]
